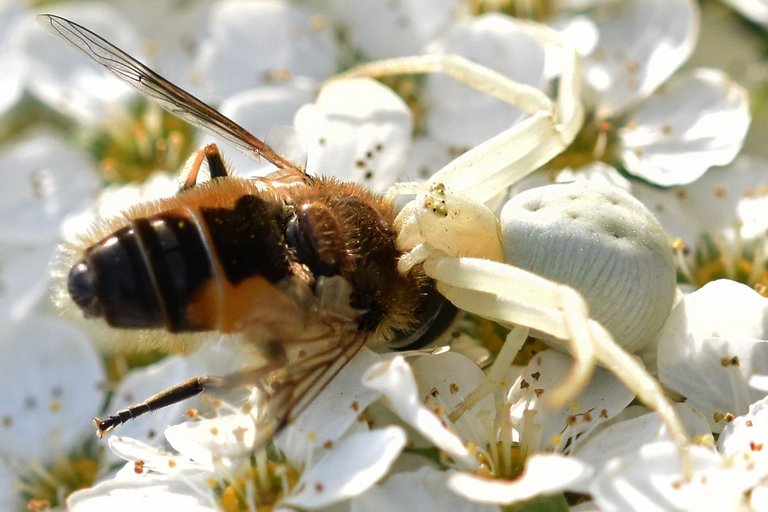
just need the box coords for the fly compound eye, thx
[67,259,102,318]
[388,281,458,350]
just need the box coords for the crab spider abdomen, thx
[500,182,676,353]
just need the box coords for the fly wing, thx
[235,331,369,446]
[38,13,307,178]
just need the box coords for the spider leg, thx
[336,22,583,202]
[423,252,691,473]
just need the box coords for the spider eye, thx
[388,281,457,350]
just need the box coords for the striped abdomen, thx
[67,192,291,332]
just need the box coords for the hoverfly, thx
[41,14,451,441]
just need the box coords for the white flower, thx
[632,155,768,289]
[294,78,413,192]
[590,441,751,511]
[561,0,749,186]
[719,394,768,470]
[0,314,104,509]
[361,347,633,505]
[657,280,768,432]
[721,0,768,27]
[0,3,28,119]
[22,2,140,125]
[571,400,768,510]
[68,348,407,510]
[0,132,100,247]
[325,0,461,60]
[422,13,546,149]
[193,0,338,101]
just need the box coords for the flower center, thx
[676,233,768,293]
[17,454,99,509]
[215,449,299,512]
[88,100,196,184]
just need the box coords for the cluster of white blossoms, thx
[1,0,768,511]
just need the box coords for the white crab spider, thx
[339,21,690,461]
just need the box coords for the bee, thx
[41,14,451,440]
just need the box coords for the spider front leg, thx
[337,20,583,203]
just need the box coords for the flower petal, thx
[619,68,750,186]
[275,348,385,466]
[718,395,768,468]
[448,454,591,504]
[282,426,406,509]
[67,474,215,512]
[572,404,712,471]
[508,350,635,451]
[424,13,546,147]
[657,280,768,432]
[24,3,139,124]
[363,356,478,470]
[108,436,209,475]
[294,77,412,192]
[590,442,747,512]
[0,315,103,462]
[584,0,698,117]
[328,0,460,59]
[194,0,337,100]
[351,465,497,512]
[0,133,99,245]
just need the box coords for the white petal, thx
[508,350,634,451]
[619,68,750,186]
[718,395,768,467]
[448,454,591,504]
[328,0,460,59]
[275,348,385,466]
[590,442,745,512]
[363,356,477,470]
[0,315,104,462]
[24,4,139,124]
[584,0,698,117]
[404,137,457,182]
[0,133,100,245]
[164,413,257,467]
[632,155,768,246]
[283,426,406,509]
[572,404,712,471]
[657,280,768,432]
[294,78,412,192]
[410,352,494,449]
[195,0,337,100]
[424,14,546,147]
[0,4,27,116]
[211,82,316,176]
[352,465,498,512]
[0,47,24,117]
[103,0,210,92]
[107,436,209,475]
[0,243,56,321]
[722,0,768,26]
[751,485,768,511]
[67,474,216,512]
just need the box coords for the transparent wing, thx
[239,332,369,445]
[39,13,306,177]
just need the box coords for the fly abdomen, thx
[67,192,294,333]
[68,212,213,331]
